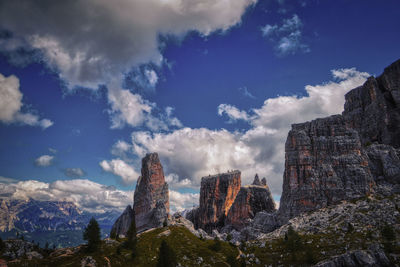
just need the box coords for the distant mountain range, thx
[0,198,120,247]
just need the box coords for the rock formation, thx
[343,60,400,149]
[279,59,400,222]
[110,205,134,238]
[133,152,169,232]
[279,115,375,221]
[225,175,276,230]
[197,170,241,232]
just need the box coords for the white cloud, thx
[0,179,133,213]
[99,158,140,185]
[106,80,182,130]
[218,104,250,123]
[0,73,53,129]
[261,14,309,55]
[144,69,158,88]
[35,155,54,167]
[169,190,199,213]
[0,0,256,89]
[0,0,256,131]
[0,176,18,184]
[121,67,369,198]
[238,86,256,99]
[63,168,86,178]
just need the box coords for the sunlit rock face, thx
[197,171,241,233]
[225,175,276,230]
[133,153,169,233]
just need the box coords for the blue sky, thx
[0,0,399,212]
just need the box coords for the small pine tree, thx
[0,237,5,252]
[226,233,232,242]
[126,218,137,247]
[163,218,168,227]
[45,241,49,250]
[226,254,237,267]
[83,217,101,252]
[157,239,177,267]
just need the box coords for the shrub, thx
[209,237,222,252]
[381,223,396,242]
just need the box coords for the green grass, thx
[4,226,239,267]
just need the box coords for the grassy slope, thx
[5,226,238,267]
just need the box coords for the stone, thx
[366,144,400,185]
[343,59,400,148]
[26,251,43,260]
[313,248,390,267]
[261,178,267,186]
[225,184,276,230]
[279,115,375,222]
[134,153,169,233]
[252,174,262,186]
[81,256,97,267]
[110,205,134,238]
[197,170,241,232]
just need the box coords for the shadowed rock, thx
[110,205,134,238]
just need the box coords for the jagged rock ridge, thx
[133,152,169,233]
[279,59,400,222]
[225,175,275,230]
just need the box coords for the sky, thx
[0,0,399,213]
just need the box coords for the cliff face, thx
[343,60,400,148]
[225,176,276,230]
[197,171,241,232]
[279,115,375,221]
[279,59,400,222]
[110,205,134,238]
[133,153,169,232]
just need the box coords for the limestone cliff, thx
[110,205,134,238]
[133,153,169,232]
[279,59,400,222]
[279,115,375,221]
[225,175,276,230]
[197,170,241,232]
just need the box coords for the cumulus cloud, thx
[119,67,370,199]
[217,104,250,123]
[261,14,309,55]
[0,73,53,129]
[169,190,199,213]
[99,158,140,185]
[62,168,86,178]
[35,155,54,167]
[0,0,256,89]
[0,179,133,213]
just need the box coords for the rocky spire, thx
[252,174,261,186]
[261,177,267,186]
[133,153,169,233]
